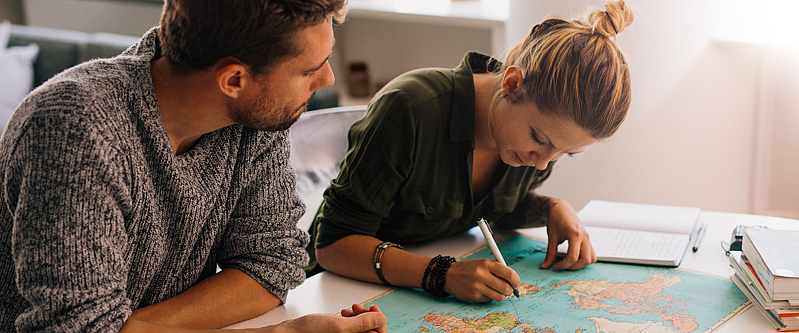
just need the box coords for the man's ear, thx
[215,58,250,99]
[501,66,524,100]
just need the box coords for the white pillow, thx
[0,21,40,136]
[0,21,9,49]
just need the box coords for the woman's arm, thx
[316,235,521,303]
[499,191,596,271]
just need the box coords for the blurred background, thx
[2,0,797,219]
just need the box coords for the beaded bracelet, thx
[422,255,457,299]
[373,241,403,286]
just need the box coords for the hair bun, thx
[590,0,634,38]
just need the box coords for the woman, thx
[307,0,634,303]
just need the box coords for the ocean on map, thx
[366,235,749,333]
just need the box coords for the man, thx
[0,1,386,332]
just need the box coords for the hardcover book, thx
[742,228,799,302]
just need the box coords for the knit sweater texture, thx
[0,28,309,332]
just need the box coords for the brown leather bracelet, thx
[373,241,403,286]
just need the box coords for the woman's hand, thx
[443,259,521,303]
[540,200,596,271]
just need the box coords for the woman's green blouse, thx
[309,52,554,257]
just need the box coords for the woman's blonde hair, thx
[498,0,634,139]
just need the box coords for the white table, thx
[227,211,799,332]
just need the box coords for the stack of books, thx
[729,228,799,332]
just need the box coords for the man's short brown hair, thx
[158,0,347,75]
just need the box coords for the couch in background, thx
[1,24,141,134]
[8,24,141,89]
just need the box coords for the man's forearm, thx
[127,268,281,330]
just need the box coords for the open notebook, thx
[557,200,701,267]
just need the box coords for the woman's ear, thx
[215,58,250,99]
[501,66,524,100]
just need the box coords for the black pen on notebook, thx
[476,218,520,299]
[692,222,707,252]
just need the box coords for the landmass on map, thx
[368,235,749,333]
[422,274,702,333]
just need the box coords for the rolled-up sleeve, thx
[314,90,417,248]
[218,130,309,302]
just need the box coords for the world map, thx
[365,235,749,333]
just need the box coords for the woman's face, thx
[490,99,596,170]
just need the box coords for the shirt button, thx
[426,207,434,213]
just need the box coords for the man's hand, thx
[540,200,596,271]
[120,304,386,333]
[443,259,521,303]
[277,304,387,333]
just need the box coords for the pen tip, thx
[513,289,520,298]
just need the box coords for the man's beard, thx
[231,92,314,132]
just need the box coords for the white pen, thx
[477,218,520,298]
[692,222,707,252]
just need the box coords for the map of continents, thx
[366,235,749,333]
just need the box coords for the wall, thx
[331,17,492,103]
[0,0,24,24]
[507,0,798,217]
[754,46,799,219]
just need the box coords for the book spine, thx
[731,273,788,330]
[743,233,776,299]
[739,257,773,305]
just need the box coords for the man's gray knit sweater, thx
[0,28,309,332]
